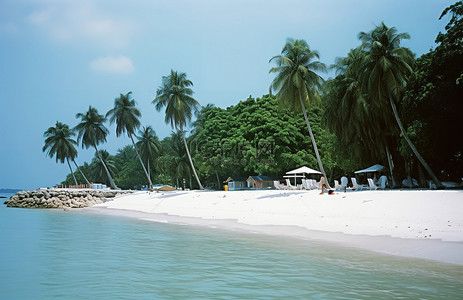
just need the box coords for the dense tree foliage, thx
[190,95,339,189]
[402,0,463,181]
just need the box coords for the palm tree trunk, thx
[182,133,204,190]
[216,172,221,190]
[66,158,78,186]
[73,160,90,185]
[385,145,397,187]
[299,96,330,188]
[129,134,153,190]
[94,145,118,189]
[417,165,426,187]
[389,97,442,188]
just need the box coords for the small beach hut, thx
[224,176,247,191]
[246,176,274,189]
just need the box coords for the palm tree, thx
[106,92,153,190]
[152,70,204,189]
[42,121,79,185]
[269,38,329,182]
[327,48,399,187]
[358,22,442,188]
[169,130,193,189]
[72,160,91,185]
[91,150,117,186]
[136,126,161,181]
[74,106,118,189]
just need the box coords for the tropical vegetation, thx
[43,121,80,186]
[106,92,153,189]
[269,38,329,183]
[152,70,204,189]
[53,1,461,189]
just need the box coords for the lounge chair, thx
[309,179,318,189]
[334,180,342,191]
[340,176,348,192]
[367,178,378,190]
[351,177,368,190]
[285,178,297,190]
[274,180,284,190]
[301,179,309,190]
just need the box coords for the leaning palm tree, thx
[269,38,329,182]
[136,126,161,181]
[106,92,153,190]
[152,70,203,189]
[72,160,91,185]
[169,130,193,189]
[328,48,399,187]
[358,22,442,188]
[74,106,118,189]
[43,121,79,185]
[91,149,117,186]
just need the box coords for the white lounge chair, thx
[309,179,318,189]
[285,178,297,190]
[334,180,342,191]
[340,176,348,192]
[351,177,368,190]
[274,180,284,190]
[367,178,378,190]
[301,179,310,190]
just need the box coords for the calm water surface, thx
[1,193,462,299]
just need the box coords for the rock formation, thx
[4,189,133,209]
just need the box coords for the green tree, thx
[136,126,161,181]
[191,95,338,187]
[170,131,192,189]
[113,145,145,189]
[324,48,399,186]
[153,70,203,189]
[402,1,463,181]
[74,106,118,189]
[358,22,442,188]
[61,162,93,186]
[91,149,117,187]
[43,121,79,185]
[106,92,153,189]
[269,39,329,183]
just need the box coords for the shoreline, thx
[85,189,463,265]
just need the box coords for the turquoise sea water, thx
[1,193,462,299]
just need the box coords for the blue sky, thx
[0,0,454,189]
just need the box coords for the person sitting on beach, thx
[319,176,327,195]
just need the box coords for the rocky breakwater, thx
[4,189,134,209]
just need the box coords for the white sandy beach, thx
[88,189,463,265]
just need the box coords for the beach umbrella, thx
[354,164,385,174]
[286,166,321,185]
[286,166,321,175]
